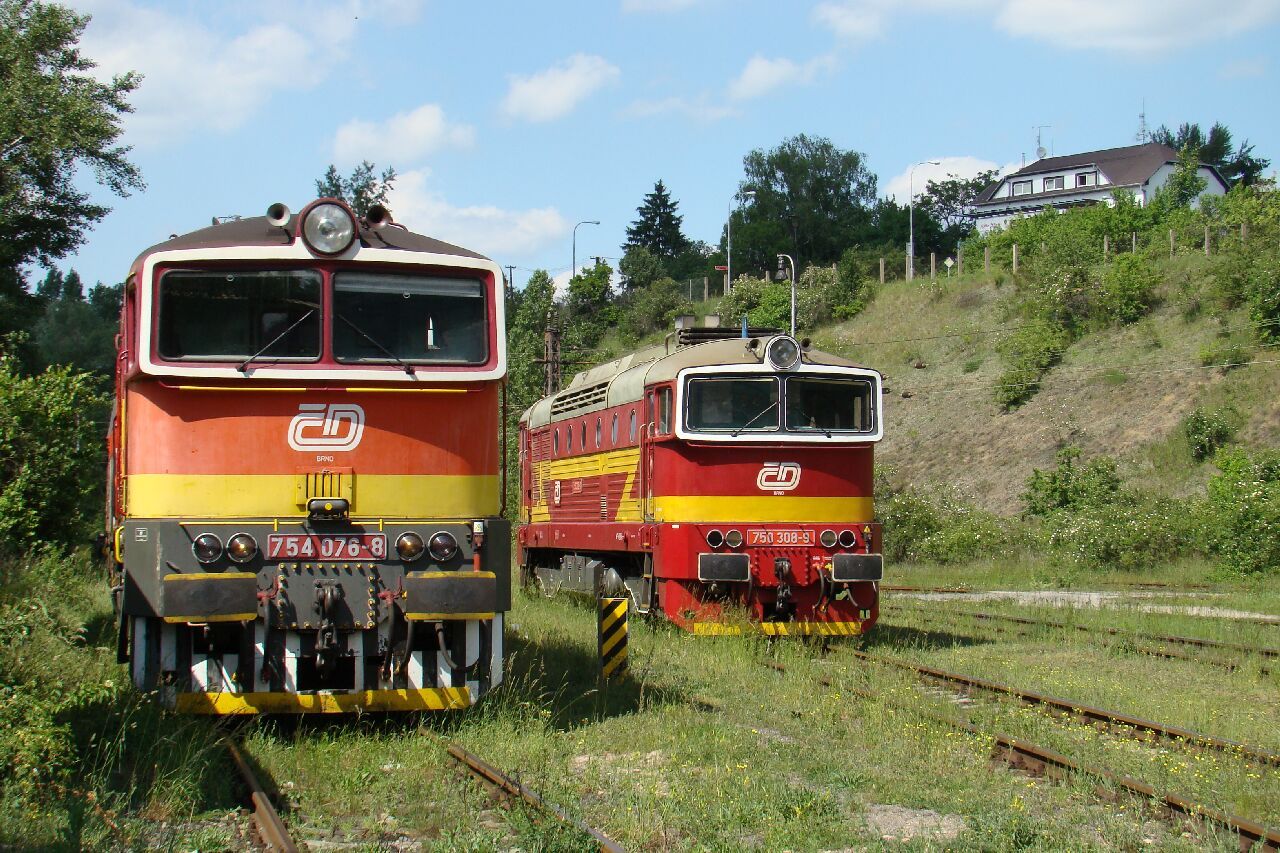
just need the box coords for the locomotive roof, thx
[521,336,869,428]
[129,214,488,274]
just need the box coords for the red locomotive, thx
[107,198,510,713]
[517,329,884,635]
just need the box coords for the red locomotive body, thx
[517,332,884,635]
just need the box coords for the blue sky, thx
[60,0,1280,291]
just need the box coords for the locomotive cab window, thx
[334,272,486,365]
[685,377,780,432]
[657,387,673,434]
[785,376,876,434]
[157,270,321,361]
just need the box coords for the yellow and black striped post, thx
[598,597,628,680]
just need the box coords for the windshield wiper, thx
[335,312,416,375]
[238,309,315,372]
[730,400,778,437]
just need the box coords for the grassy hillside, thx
[799,254,1280,515]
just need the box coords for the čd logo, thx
[757,462,801,492]
[288,403,366,451]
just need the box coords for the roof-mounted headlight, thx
[765,336,801,370]
[301,201,356,256]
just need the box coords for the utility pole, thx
[504,265,516,299]
[535,311,562,396]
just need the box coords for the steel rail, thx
[446,744,626,853]
[885,603,1280,660]
[882,605,1276,677]
[848,650,1280,768]
[763,661,1280,850]
[225,738,299,853]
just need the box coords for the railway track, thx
[447,743,626,852]
[881,582,1212,594]
[846,649,1280,767]
[761,660,1280,850]
[883,603,1278,676]
[225,738,299,853]
[885,596,1280,655]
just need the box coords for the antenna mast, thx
[1135,100,1149,144]
[1033,125,1051,160]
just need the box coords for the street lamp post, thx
[776,254,796,336]
[572,220,600,280]
[726,190,755,293]
[907,160,940,282]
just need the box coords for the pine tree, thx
[624,180,690,263]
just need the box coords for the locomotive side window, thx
[334,272,486,364]
[685,377,780,432]
[785,377,876,434]
[553,429,560,455]
[629,410,637,442]
[611,414,618,445]
[657,388,673,434]
[157,270,321,361]
[581,421,587,449]
[596,418,602,448]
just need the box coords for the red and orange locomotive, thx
[107,199,510,713]
[517,329,884,635]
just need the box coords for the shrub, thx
[618,278,693,342]
[876,476,1015,564]
[993,319,1069,408]
[1098,255,1158,325]
[1045,489,1199,572]
[0,344,108,552]
[1022,447,1120,516]
[1205,447,1280,575]
[1181,406,1239,461]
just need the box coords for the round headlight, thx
[706,529,725,549]
[820,529,837,548]
[397,532,425,562]
[838,529,857,548]
[724,529,744,549]
[428,531,459,562]
[765,336,801,370]
[226,533,258,563]
[302,202,356,255]
[192,533,222,564]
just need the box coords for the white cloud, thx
[71,0,426,146]
[333,104,474,167]
[387,170,569,258]
[727,54,837,101]
[621,0,701,10]
[500,54,621,123]
[620,96,737,122]
[882,156,1006,202]
[813,0,1280,54]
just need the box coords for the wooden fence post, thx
[930,252,936,280]
[879,257,885,284]
[1012,244,1019,274]
[958,251,963,277]
[905,251,911,281]
[1131,232,1136,253]
[984,246,990,274]
[703,277,709,302]
[1169,229,1175,258]
[1204,225,1210,257]
[1103,234,1109,259]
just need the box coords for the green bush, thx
[1044,489,1199,572]
[618,278,694,343]
[1181,406,1239,461]
[876,475,1015,564]
[993,319,1069,408]
[1098,255,1158,324]
[1205,447,1280,575]
[1022,447,1120,516]
[0,344,109,552]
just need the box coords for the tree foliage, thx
[315,160,397,217]
[918,169,998,252]
[624,180,690,263]
[730,134,878,274]
[0,0,142,272]
[1152,120,1270,186]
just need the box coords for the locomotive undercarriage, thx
[522,548,878,635]
[117,518,510,713]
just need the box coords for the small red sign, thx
[267,534,387,561]
[747,529,815,547]
[714,265,728,271]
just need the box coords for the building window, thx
[1012,180,1032,196]
[1042,176,1064,192]
[1076,171,1095,187]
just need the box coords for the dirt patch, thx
[861,803,965,842]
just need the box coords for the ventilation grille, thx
[551,381,609,417]
[677,326,781,347]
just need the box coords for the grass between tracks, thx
[5,551,1280,850]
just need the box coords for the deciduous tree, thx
[314,160,397,217]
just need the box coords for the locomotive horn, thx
[265,202,291,227]
[365,204,394,228]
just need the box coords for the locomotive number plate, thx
[266,534,387,561]
[746,529,814,547]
